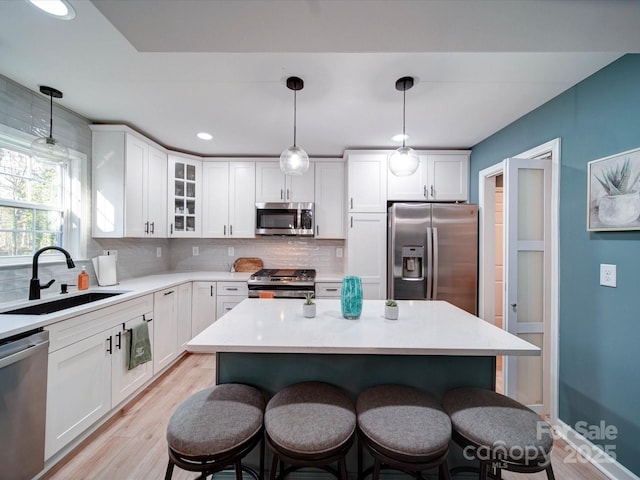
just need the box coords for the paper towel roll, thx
[95,255,117,286]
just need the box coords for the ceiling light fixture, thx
[27,0,76,20]
[31,85,69,162]
[388,76,419,177]
[280,76,309,176]
[197,132,213,140]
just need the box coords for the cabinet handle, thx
[227,287,238,291]
[164,290,175,296]
[280,189,284,200]
[224,225,226,236]
[350,198,353,210]
[150,222,155,234]
[210,285,214,296]
[316,225,319,236]
[143,313,152,323]
[230,225,233,236]
[116,331,122,350]
[170,223,174,235]
[350,216,353,228]
[326,288,338,292]
[286,189,290,200]
[423,185,427,198]
[144,221,149,234]
[106,335,112,355]
[431,185,434,197]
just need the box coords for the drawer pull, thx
[226,287,238,291]
[325,288,338,292]
[164,290,175,296]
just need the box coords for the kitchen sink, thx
[1,292,124,315]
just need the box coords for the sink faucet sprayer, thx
[29,246,76,300]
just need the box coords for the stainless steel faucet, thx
[29,246,76,300]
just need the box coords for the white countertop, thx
[0,271,253,340]
[187,298,540,356]
[0,271,346,340]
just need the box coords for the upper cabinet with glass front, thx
[168,154,201,237]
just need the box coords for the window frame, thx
[0,124,87,267]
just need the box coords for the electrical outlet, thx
[600,264,616,287]
[336,247,343,258]
[192,246,199,256]
[102,250,117,261]
[156,247,162,258]
[228,247,234,257]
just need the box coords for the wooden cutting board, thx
[233,257,264,272]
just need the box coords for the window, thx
[0,125,86,264]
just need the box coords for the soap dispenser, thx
[78,265,89,290]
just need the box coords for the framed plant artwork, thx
[587,147,640,231]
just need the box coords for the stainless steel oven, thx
[255,202,314,236]
[248,269,316,298]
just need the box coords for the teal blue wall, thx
[470,54,640,476]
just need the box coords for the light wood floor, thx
[43,353,611,480]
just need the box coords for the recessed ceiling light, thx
[197,132,213,141]
[392,134,409,142]
[27,0,76,20]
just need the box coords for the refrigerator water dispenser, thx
[402,246,424,280]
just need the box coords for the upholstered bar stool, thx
[265,381,356,480]
[165,383,265,480]
[356,384,452,480]
[442,387,555,480]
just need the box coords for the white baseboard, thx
[554,419,639,480]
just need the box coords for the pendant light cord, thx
[48,93,54,139]
[293,88,297,148]
[402,85,406,148]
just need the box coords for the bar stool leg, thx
[439,459,451,480]
[546,465,556,480]
[165,460,174,480]
[269,454,278,480]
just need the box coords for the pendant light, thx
[389,76,419,177]
[280,76,309,176]
[31,86,69,162]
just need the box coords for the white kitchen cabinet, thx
[45,329,111,460]
[192,281,217,336]
[153,287,179,373]
[177,282,193,352]
[255,161,315,203]
[202,161,256,238]
[45,294,154,460]
[168,154,201,237]
[387,151,470,202]
[91,127,167,238]
[112,315,154,406]
[314,161,345,238]
[345,151,388,213]
[346,213,387,300]
[315,282,343,298]
[216,281,248,320]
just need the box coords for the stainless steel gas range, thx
[248,268,316,299]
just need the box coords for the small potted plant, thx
[303,292,316,318]
[385,299,399,320]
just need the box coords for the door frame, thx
[478,137,560,421]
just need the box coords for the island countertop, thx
[187,298,539,356]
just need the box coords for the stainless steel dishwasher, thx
[0,329,49,480]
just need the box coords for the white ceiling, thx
[1,0,639,157]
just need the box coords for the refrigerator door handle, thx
[432,227,439,300]
[426,227,433,300]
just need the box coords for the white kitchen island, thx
[188,298,538,397]
[188,298,539,477]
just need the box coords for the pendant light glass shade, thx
[389,76,419,177]
[31,86,69,162]
[280,76,309,176]
[389,146,419,176]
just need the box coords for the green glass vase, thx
[341,275,363,319]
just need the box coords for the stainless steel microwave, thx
[255,202,314,236]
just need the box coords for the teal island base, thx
[215,352,496,479]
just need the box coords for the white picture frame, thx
[587,146,640,231]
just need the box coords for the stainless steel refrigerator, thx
[388,203,478,314]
